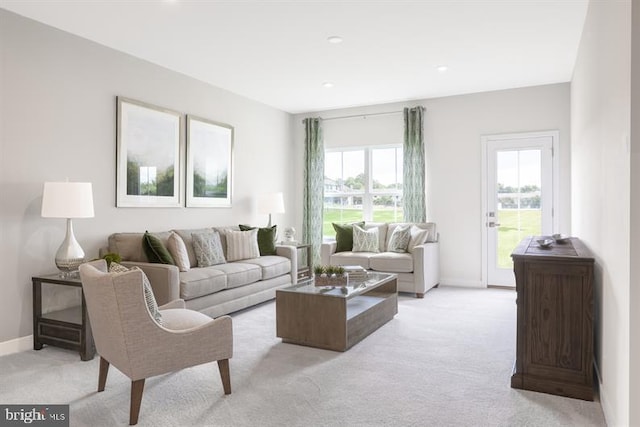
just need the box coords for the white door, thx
[482,132,556,286]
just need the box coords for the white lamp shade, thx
[41,182,95,218]
[258,192,285,214]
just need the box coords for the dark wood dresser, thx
[510,236,594,400]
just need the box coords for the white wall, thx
[293,83,571,287]
[0,10,294,345]
[571,0,631,425]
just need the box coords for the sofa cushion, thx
[143,231,175,265]
[239,224,277,256]
[408,226,429,254]
[364,223,388,252]
[370,252,414,273]
[160,308,212,331]
[241,256,291,280]
[108,233,148,262]
[173,228,215,268]
[329,252,374,269]
[179,267,227,300]
[352,225,380,253]
[333,221,365,252]
[192,231,226,267]
[207,262,261,289]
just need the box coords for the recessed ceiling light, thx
[436,65,448,73]
[322,82,334,88]
[327,36,343,44]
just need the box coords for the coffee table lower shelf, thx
[276,276,397,351]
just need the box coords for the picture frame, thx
[186,115,234,207]
[116,97,184,207]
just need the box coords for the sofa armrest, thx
[412,241,440,294]
[276,245,297,283]
[321,242,337,266]
[121,261,180,305]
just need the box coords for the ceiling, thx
[0,0,589,114]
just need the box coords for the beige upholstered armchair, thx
[79,260,233,425]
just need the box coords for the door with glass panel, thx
[484,133,554,286]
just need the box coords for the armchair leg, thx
[129,379,145,425]
[98,357,109,392]
[217,359,231,395]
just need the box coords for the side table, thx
[280,242,312,283]
[32,274,95,361]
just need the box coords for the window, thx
[323,146,403,238]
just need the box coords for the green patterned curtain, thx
[303,118,324,266]
[403,107,426,222]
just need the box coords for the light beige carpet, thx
[0,286,606,426]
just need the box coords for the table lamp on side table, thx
[258,192,285,228]
[41,181,94,277]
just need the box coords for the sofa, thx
[321,222,439,298]
[102,227,297,318]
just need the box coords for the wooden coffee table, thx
[276,272,397,351]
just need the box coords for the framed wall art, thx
[116,97,184,207]
[186,115,233,207]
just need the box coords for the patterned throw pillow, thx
[192,231,226,267]
[388,225,412,253]
[167,232,190,272]
[143,231,175,265]
[352,225,380,253]
[108,262,163,325]
[225,229,260,262]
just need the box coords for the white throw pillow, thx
[408,226,430,254]
[387,225,412,253]
[192,231,226,267]
[225,229,260,261]
[167,232,190,272]
[352,225,380,253]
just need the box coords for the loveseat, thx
[102,227,297,318]
[321,222,439,298]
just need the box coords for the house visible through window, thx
[323,146,403,238]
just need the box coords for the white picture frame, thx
[186,115,233,207]
[116,97,184,208]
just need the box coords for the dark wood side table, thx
[280,243,312,283]
[32,274,95,361]
[510,236,594,400]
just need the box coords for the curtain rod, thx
[301,110,403,123]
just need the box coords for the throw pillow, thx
[408,226,430,254]
[143,231,175,265]
[192,231,226,267]
[239,224,277,256]
[225,229,260,262]
[332,221,365,253]
[108,262,163,325]
[387,225,412,253]
[352,225,380,253]
[167,232,190,272]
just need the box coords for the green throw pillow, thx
[332,221,365,253]
[143,231,175,265]
[239,224,277,256]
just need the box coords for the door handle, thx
[487,222,501,227]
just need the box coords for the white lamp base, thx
[54,218,85,276]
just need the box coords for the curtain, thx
[303,118,324,266]
[403,106,426,223]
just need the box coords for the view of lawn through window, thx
[323,146,403,238]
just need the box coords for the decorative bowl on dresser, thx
[510,236,594,401]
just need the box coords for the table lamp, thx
[41,181,94,276]
[258,192,285,227]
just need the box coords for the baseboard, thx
[594,359,616,426]
[439,278,484,288]
[0,335,33,357]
